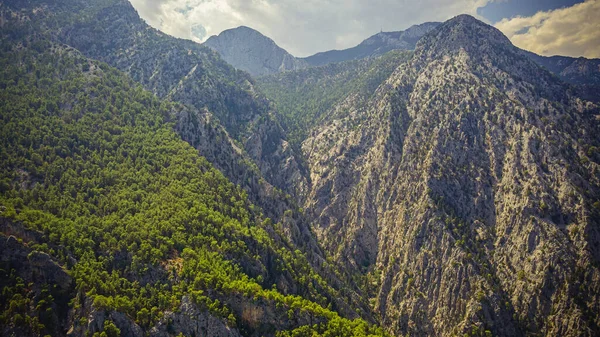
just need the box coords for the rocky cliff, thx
[283,14,600,336]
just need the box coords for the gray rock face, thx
[297,14,600,336]
[204,26,308,77]
[302,22,441,66]
[66,296,237,337]
[150,296,241,337]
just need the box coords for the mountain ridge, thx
[204,19,600,93]
[301,22,441,66]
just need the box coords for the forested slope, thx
[0,7,388,337]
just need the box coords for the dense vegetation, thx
[0,31,388,336]
[257,50,412,148]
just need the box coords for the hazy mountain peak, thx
[402,21,443,38]
[203,26,307,76]
[212,25,266,38]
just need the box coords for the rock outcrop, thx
[0,219,74,337]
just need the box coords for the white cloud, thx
[128,0,491,57]
[495,0,600,58]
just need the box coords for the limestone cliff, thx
[297,14,600,336]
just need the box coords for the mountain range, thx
[301,22,442,67]
[202,20,600,96]
[1,0,600,336]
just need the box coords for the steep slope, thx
[301,22,440,67]
[1,0,319,290]
[34,0,310,205]
[0,9,389,337]
[294,14,600,336]
[204,26,308,77]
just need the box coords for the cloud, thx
[128,0,491,57]
[495,0,600,58]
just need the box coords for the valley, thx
[1,0,599,336]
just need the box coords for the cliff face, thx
[0,219,74,337]
[204,26,308,77]
[295,14,600,336]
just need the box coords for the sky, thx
[129,0,599,58]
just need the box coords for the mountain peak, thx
[402,21,442,38]
[203,26,306,76]
[206,26,272,44]
[414,14,513,61]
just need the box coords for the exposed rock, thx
[0,220,74,337]
[150,296,241,337]
[296,14,600,336]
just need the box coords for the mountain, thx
[257,50,413,149]
[3,0,600,336]
[204,26,308,77]
[201,23,439,76]
[262,14,600,336]
[0,0,388,336]
[523,51,600,102]
[301,22,441,66]
[53,0,317,236]
[524,52,600,85]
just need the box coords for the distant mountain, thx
[301,22,441,66]
[524,52,600,85]
[204,26,308,77]
[523,51,600,102]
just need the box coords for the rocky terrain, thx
[263,14,600,337]
[204,26,308,77]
